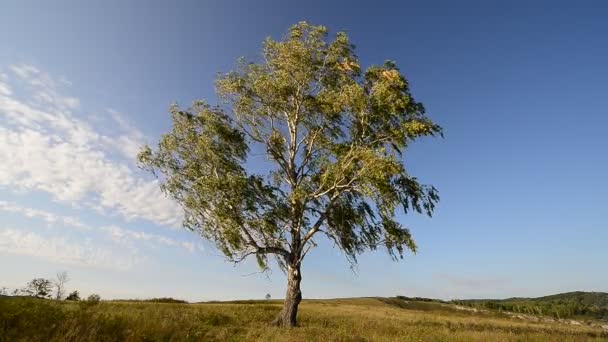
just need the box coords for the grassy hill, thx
[533,292,608,306]
[453,291,608,321]
[1,296,607,341]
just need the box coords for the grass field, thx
[1,296,606,341]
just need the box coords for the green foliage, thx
[534,291,608,308]
[139,22,441,272]
[65,291,80,301]
[23,278,53,299]
[87,294,101,303]
[396,295,448,304]
[453,291,608,321]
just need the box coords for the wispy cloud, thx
[0,200,199,254]
[8,64,80,111]
[0,73,11,96]
[102,109,148,161]
[0,64,182,227]
[0,227,139,270]
[0,200,89,230]
[101,225,202,253]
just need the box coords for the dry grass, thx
[1,296,606,341]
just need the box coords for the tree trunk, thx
[274,263,302,327]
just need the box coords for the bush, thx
[66,291,80,301]
[87,294,101,302]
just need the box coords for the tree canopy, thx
[24,278,53,299]
[138,22,441,326]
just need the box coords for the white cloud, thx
[0,227,139,270]
[101,225,202,253]
[9,64,80,111]
[0,64,183,227]
[0,200,89,230]
[0,73,11,96]
[8,65,40,81]
[102,109,147,161]
[0,201,204,269]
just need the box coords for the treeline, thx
[109,298,188,304]
[1,283,186,304]
[1,272,190,304]
[453,292,608,320]
[396,296,447,304]
[0,272,100,302]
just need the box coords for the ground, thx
[1,296,606,341]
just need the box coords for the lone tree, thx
[54,271,69,300]
[24,278,53,299]
[139,22,441,327]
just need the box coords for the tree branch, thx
[301,193,340,247]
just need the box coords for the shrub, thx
[87,294,101,302]
[66,291,80,301]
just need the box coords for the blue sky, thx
[1,0,607,301]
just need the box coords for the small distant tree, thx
[139,22,441,327]
[66,290,80,301]
[87,294,101,302]
[24,278,53,299]
[54,271,70,300]
[265,293,272,300]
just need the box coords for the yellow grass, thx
[1,296,606,341]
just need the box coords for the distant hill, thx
[531,291,608,307]
[452,291,608,321]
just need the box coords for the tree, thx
[265,293,272,300]
[66,290,80,301]
[54,271,70,300]
[24,278,53,299]
[139,22,441,327]
[87,294,101,302]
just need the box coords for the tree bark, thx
[274,263,302,327]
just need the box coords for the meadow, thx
[1,296,607,341]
